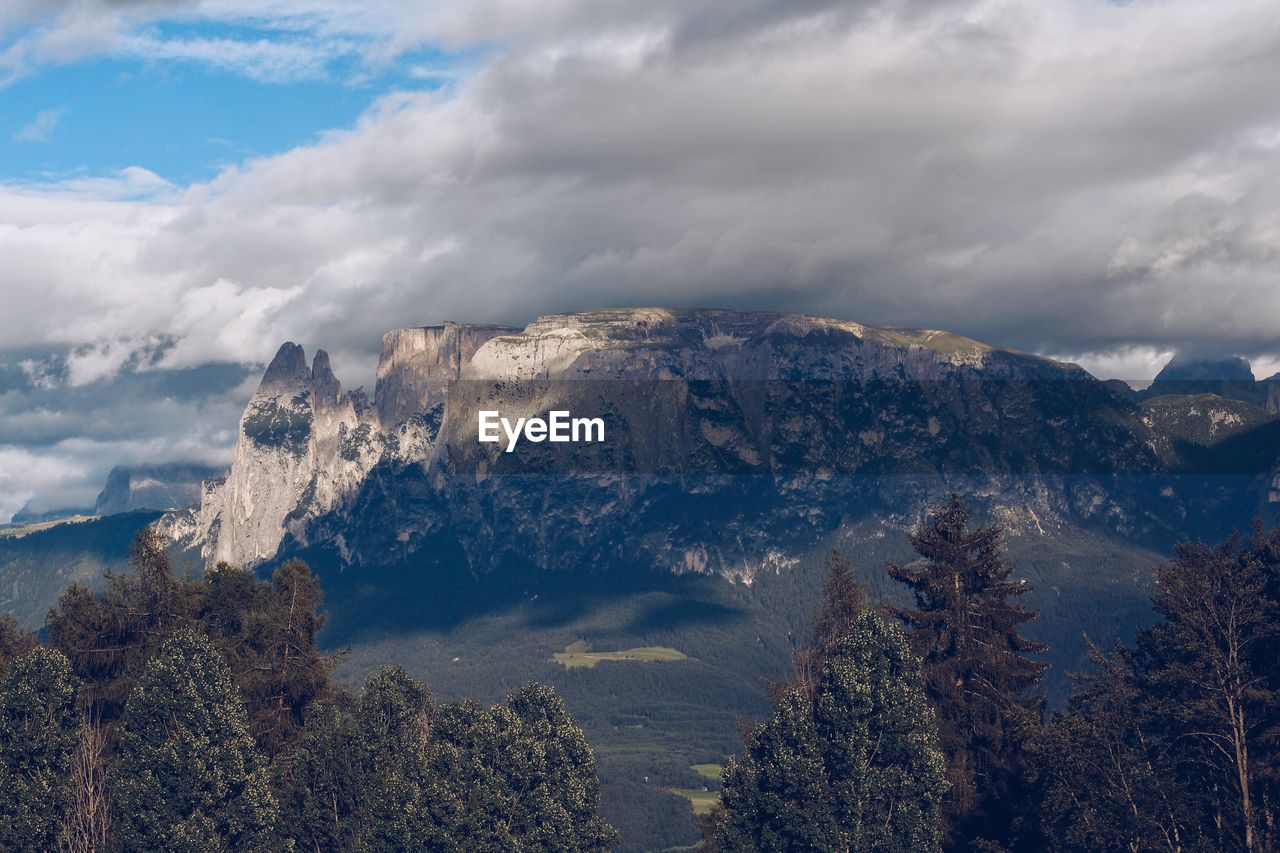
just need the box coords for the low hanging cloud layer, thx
[2,0,1280,516]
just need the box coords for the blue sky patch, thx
[0,20,474,186]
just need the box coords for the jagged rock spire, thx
[258,343,343,406]
[310,349,342,405]
[261,342,309,389]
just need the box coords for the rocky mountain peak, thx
[261,341,310,389]
[167,308,1280,573]
[1146,354,1278,413]
[173,335,383,566]
[310,349,342,407]
[168,308,1149,570]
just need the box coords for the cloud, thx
[0,359,252,520]
[117,31,350,83]
[4,0,1280,509]
[6,0,1280,368]
[0,0,448,86]
[0,446,86,521]
[14,107,65,142]
[15,166,176,201]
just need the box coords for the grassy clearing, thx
[0,516,97,539]
[691,763,723,781]
[552,641,688,669]
[668,788,719,816]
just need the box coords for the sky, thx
[1,0,1279,519]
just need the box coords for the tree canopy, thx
[710,610,946,852]
[110,629,279,852]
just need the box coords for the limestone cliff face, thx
[376,324,513,426]
[166,343,383,566]
[165,309,1280,573]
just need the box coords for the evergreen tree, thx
[774,549,868,701]
[813,548,867,653]
[887,494,1047,844]
[278,668,614,852]
[47,527,194,721]
[48,530,333,752]
[110,629,278,852]
[504,683,619,850]
[710,610,947,852]
[431,685,619,851]
[275,666,442,851]
[355,665,441,851]
[273,693,364,850]
[203,559,335,755]
[0,646,82,851]
[1133,531,1280,852]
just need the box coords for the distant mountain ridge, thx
[10,502,93,525]
[1154,354,1256,383]
[95,464,224,516]
[1142,355,1280,413]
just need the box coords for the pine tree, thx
[47,527,194,721]
[203,559,335,755]
[503,684,619,850]
[277,668,614,851]
[109,629,278,851]
[813,548,867,652]
[0,646,82,851]
[354,665,440,852]
[887,494,1047,844]
[273,694,364,851]
[773,549,868,701]
[48,531,333,752]
[710,610,947,852]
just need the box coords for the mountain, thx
[163,310,1280,581]
[1141,393,1276,447]
[94,463,224,516]
[0,512,163,625]
[1145,354,1280,413]
[10,501,93,525]
[136,309,1280,850]
[1153,354,1255,383]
